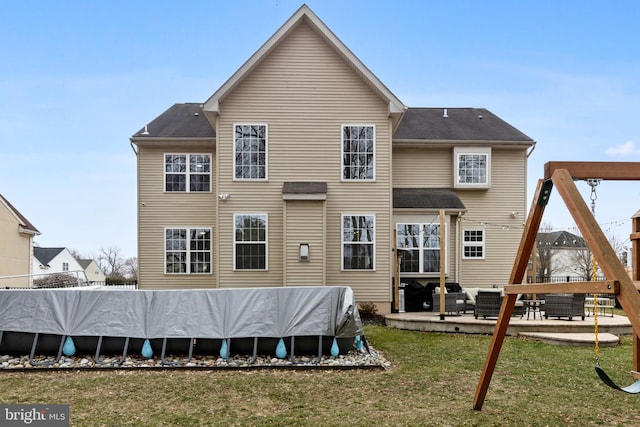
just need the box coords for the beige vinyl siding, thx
[457,148,528,287]
[137,145,217,289]
[0,205,32,287]
[284,200,325,286]
[392,147,452,187]
[216,21,392,302]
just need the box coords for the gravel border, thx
[1,346,390,371]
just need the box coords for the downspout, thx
[526,140,536,158]
[456,212,463,283]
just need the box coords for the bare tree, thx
[97,247,126,280]
[565,247,598,281]
[535,222,557,282]
[561,228,625,280]
[68,248,84,260]
[123,257,138,280]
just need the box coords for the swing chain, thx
[594,293,599,364]
[587,178,601,216]
[587,178,601,365]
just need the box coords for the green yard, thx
[1,325,638,426]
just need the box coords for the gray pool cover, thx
[0,286,363,339]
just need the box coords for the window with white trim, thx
[463,228,485,259]
[234,214,267,270]
[234,124,267,180]
[396,222,446,273]
[342,125,375,181]
[165,228,212,274]
[62,262,69,272]
[342,214,375,270]
[165,154,211,192]
[453,147,491,189]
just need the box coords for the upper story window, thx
[234,124,267,180]
[234,214,267,270]
[397,222,447,274]
[165,154,211,192]
[165,227,212,274]
[342,214,375,270]
[342,125,375,181]
[463,228,485,259]
[62,262,69,272]
[453,147,491,189]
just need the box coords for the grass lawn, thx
[2,325,639,426]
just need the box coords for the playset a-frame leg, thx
[473,161,640,411]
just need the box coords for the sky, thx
[1,0,639,260]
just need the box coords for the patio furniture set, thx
[472,292,605,320]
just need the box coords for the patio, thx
[384,310,631,346]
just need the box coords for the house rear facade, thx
[130,5,534,312]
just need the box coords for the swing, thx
[588,178,640,393]
[594,296,640,393]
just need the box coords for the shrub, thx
[358,301,379,318]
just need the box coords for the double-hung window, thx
[453,147,491,189]
[396,222,445,273]
[342,125,375,181]
[165,154,211,192]
[463,228,485,259]
[342,214,375,270]
[165,228,212,274]
[234,124,267,180]
[234,214,267,270]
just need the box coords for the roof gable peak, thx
[203,4,405,118]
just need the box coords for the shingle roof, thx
[77,259,92,269]
[0,194,40,234]
[393,188,466,210]
[131,103,215,139]
[393,108,534,143]
[538,231,587,248]
[282,182,328,194]
[34,247,66,266]
[132,105,532,144]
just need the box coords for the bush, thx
[358,301,379,318]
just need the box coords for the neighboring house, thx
[33,247,87,285]
[533,230,592,281]
[130,5,535,312]
[0,194,40,287]
[77,258,106,284]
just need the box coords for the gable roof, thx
[538,231,587,248]
[0,194,40,235]
[34,247,66,266]
[77,259,93,269]
[132,103,214,139]
[393,108,534,144]
[202,4,406,120]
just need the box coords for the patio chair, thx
[474,291,503,319]
[544,293,585,320]
[432,292,466,315]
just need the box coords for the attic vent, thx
[141,125,149,135]
[443,108,448,118]
[194,112,199,116]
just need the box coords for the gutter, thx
[526,140,537,158]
